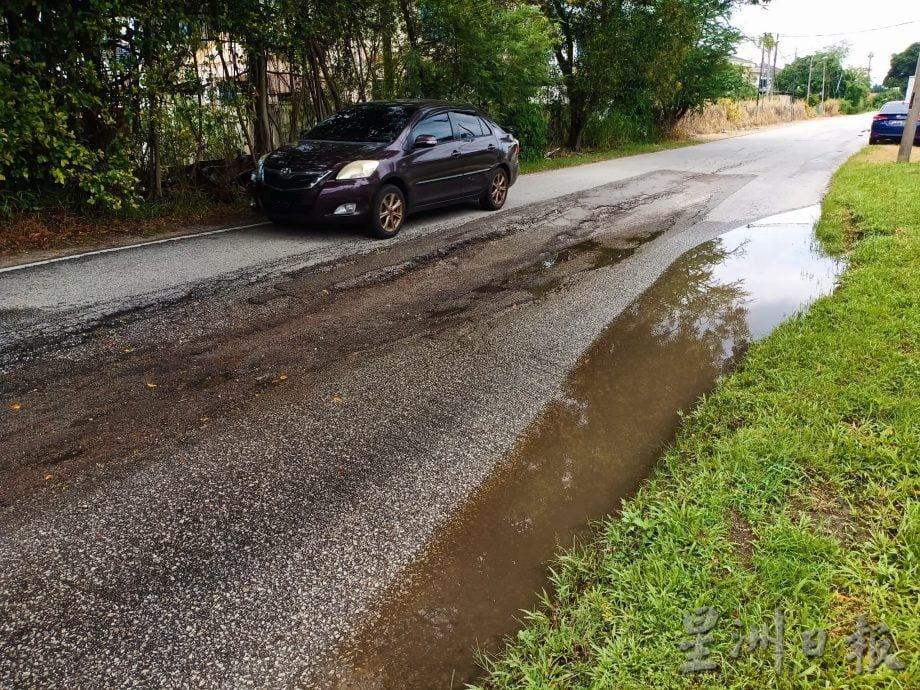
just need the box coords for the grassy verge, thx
[472,147,920,689]
[519,139,698,174]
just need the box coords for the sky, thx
[730,0,920,86]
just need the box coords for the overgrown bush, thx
[499,102,548,161]
[582,106,657,149]
[0,59,139,218]
[873,87,905,105]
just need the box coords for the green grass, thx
[519,139,699,175]
[471,148,920,689]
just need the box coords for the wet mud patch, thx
[791,482,860,547]
[427,229,667,322]
[327,206,843,689]
[729,509,755,567]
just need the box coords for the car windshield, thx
[880,101,908,114]
[303,104,418,143]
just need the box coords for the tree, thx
[773,45,848,102]
[651,0,755,129]
[537,0,768,149]
[884,42,920,89]
[404,0,554,109]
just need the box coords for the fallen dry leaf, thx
[9,402,22,411]
[123,347,135,353]
[43,474,53,481]
[331,394,344,403]
[146,381,158,389]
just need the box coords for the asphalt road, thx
[0,115,870,688]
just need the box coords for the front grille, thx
[263,169,327,190]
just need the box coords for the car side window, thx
[410,114,454,144]
[451,112,484,140]
[478,117,492,136]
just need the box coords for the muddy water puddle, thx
[327,206,841,689]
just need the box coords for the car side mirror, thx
[413,134,438,148]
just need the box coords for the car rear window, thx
[880,101,908,114]
[304,104,418,143]
[451,111,485,139]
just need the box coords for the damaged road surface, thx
[0,116,866,688]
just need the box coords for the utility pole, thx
[821,59,827,103]
[770,34,779,98]
[897,48,920,162]
[868,52,874,84]
[806,55,814,102]
[757,37,766,107]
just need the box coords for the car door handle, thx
[451,150,461,158]
[487,144,497,151]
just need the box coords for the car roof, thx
[359,99,482,114]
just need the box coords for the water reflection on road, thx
[327,206,842,689]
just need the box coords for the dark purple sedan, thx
[251,100,520,239]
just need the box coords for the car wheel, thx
[369,184,406,239]
[869,137,879,145]
[480,167,509,211]
[266,215,286,225]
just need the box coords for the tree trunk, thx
[382,24,395,98]
[565,79,587,150]
[250,48,271,154]
[217,39,256,162]
[143,19,162,199]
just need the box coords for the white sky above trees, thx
[731,0,920,85]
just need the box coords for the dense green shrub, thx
[874,87,906,105]
[582,105,657,150]
[498,102,548,162]
[0,59,139,216]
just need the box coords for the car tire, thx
[480,167,509,211]
[369,184,406,239]
[266,215,286,225]
[869,137,879,145]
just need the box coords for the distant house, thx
[729,56,760,87]
[729,56,776,93]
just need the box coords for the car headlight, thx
[336,160,379,180]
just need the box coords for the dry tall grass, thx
[676,97,844,137]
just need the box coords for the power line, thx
[773,19,920,39]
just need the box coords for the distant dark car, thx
[251,100,520,239]
[869,100,920,145]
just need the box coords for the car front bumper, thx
[252,178,377,224]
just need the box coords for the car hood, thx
[264,140,388,171]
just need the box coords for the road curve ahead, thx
[0,115,869,688]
